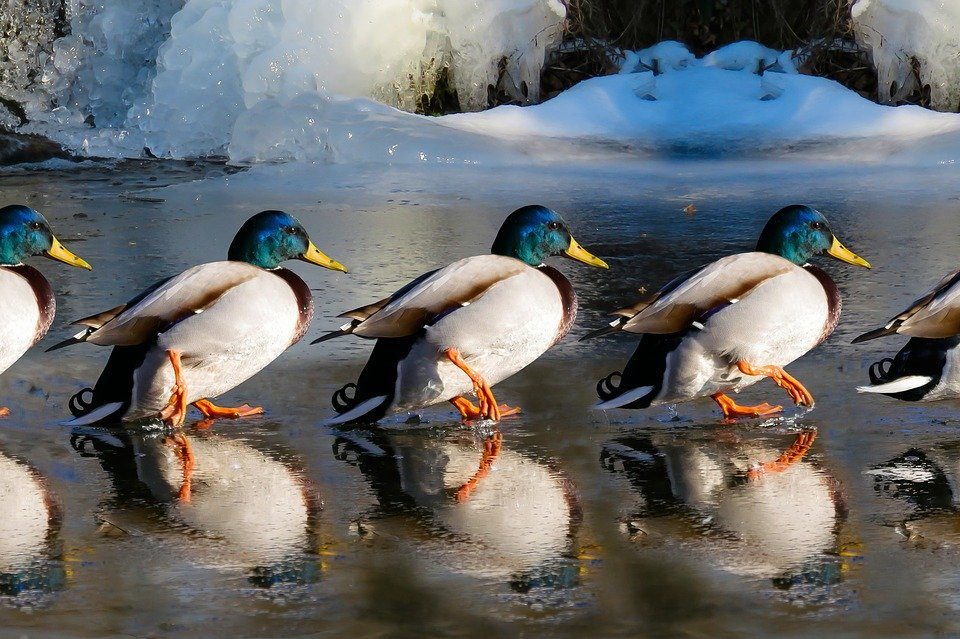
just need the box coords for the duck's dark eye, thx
[810,221,824,230]
[284,226,297,235]
[28,221,41,230]
[547,221,561,231]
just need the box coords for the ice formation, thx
[128,0,564,158]
[0,0,564,159]
[853,0,960,111]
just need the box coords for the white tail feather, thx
[61,402,125,426]
[322,395,389,426]
[592,385,655,410]
[857,376,934,394]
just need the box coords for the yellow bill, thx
[827,236,871,269]
[564,236,609,269]
[301,240,348,272]
[47,236,92,270]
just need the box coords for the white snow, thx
[853,0,960,111]
[618,41,697,74]
[439,59,960,164]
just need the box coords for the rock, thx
[0,130,72,165]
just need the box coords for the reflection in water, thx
[0,447,65,605]
[601,429,854,594]
[70,425,324,588]
[333,428,583,591]
[869,445,960,546]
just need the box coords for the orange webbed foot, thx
[445,348,508,421]
[737,360,814,407]
[0,407,9,418]
[450,396,521,421]
[158,350,188,428]
[711,392,782,420]
[193,398,264,420]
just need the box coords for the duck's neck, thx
[227,246,281,270]
[756,237,810,266]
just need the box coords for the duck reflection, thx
[868,444,960,545]
[333,428,583,591]
[70,424,323,587]
[0,447,65,603]
[601,429,852,591]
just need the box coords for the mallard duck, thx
[854,269,960,401]
[586,205,870,419]
[0,204,90,417]
[315,205,608,424]
[56,210,347,427]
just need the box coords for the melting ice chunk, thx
[853,0,960,111]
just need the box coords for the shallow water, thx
[1,158,960,637]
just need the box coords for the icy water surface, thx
[1,159,960,637]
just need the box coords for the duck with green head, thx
[315,204,609,424]
[55,210,347,428]
[0,204,90,417]
[585,204,870,420]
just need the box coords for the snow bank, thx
[853,0,960,111]
[438,41,960,163]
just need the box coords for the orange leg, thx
[164,431,196,502]
[737,360,815,407]
[0,407,8,418]
[158,350,188,428]
[711,392,782,420]
[445,348,519,421]
[747,430,817,480]
[449,396,521,421]
[455,432,503,503]
[193,398,264,419]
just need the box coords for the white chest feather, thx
[393,268,565,411]
[127,272,304,418]
[0,268,42,375]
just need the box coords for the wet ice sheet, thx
[0,159,959,636]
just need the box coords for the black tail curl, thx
[864,336,959,402]
[869,357,896,385]
[332,383,360,414]
[69,387,96,418]
[597,371,623,402]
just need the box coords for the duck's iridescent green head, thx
[756,205,870,268]
[228,210,347,272]
[491,205,608,269]
[0,204,91,269]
